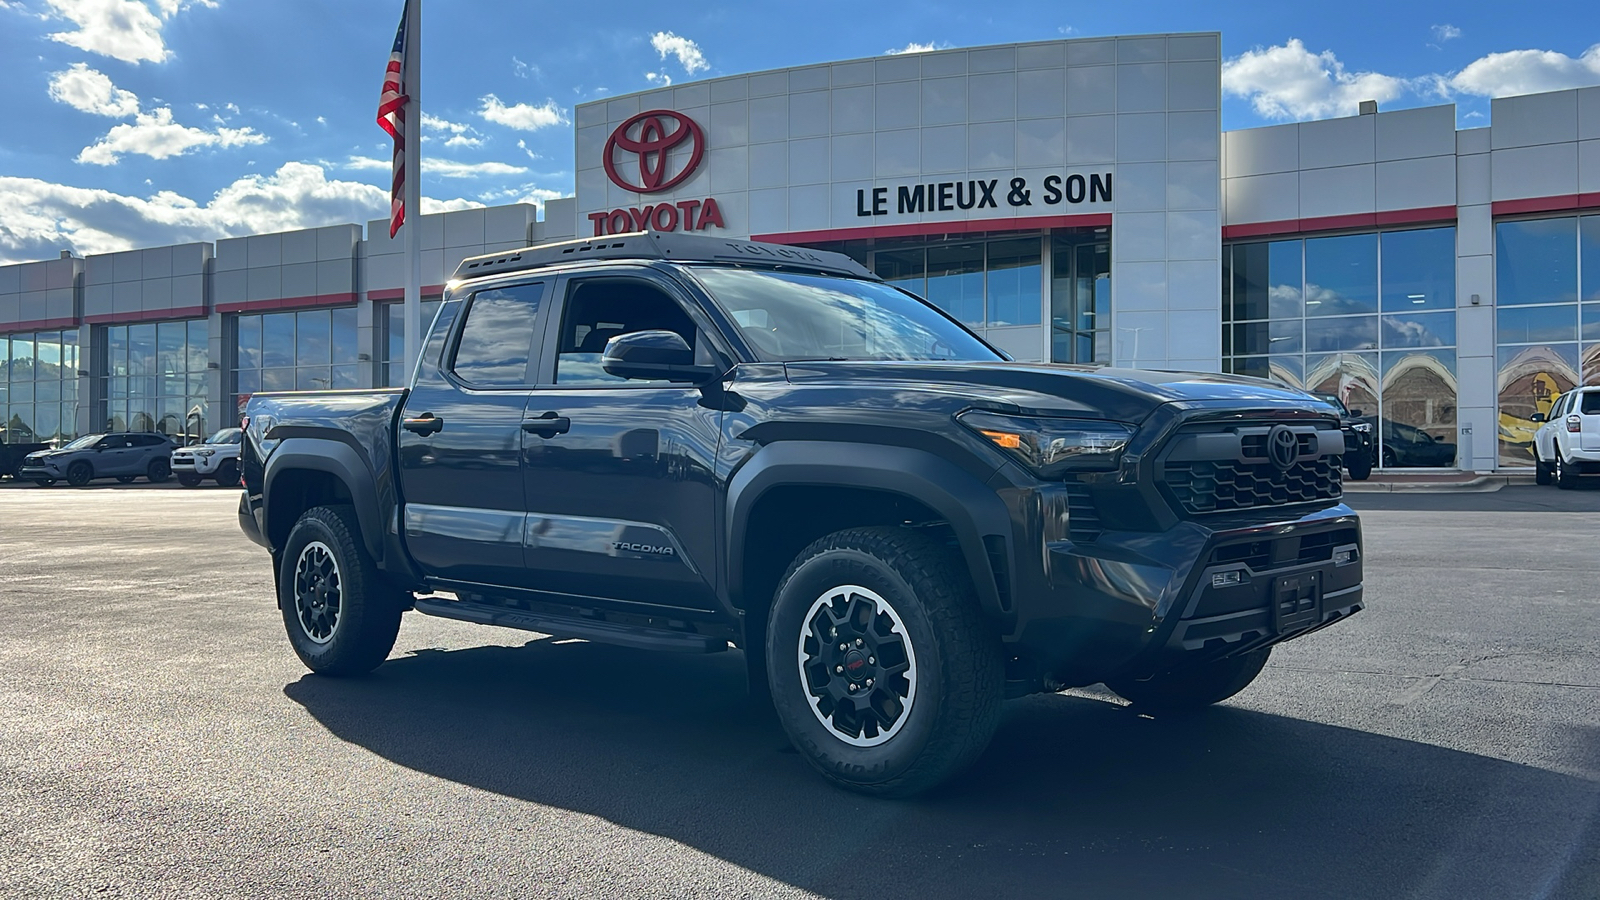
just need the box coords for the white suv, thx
[1532,387,1600,489]
[171,427,243,487]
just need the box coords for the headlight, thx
[194,448,216,457]
[1350,422,1372,433]
[957,410,1135,475]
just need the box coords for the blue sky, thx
[0,0,1597,263]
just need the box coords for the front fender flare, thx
[725,441,1014,628]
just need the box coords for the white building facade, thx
[2,33,1598,473]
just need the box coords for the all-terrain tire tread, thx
[776,526,1003,797]
[281,504,403,676]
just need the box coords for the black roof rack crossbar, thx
[450,231,874,283]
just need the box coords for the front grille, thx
[1164,456,1342,514]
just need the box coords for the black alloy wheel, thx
[146,458,171,483]
[116,475,137,484]
[33,478,56,487]
[1556,453,1579,489]
[214,460,239,487]
[1381,446,1398,468]
[278,505,404,676]
[66,461,93,487]
[766,526,1002,797]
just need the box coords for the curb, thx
[1342,474,1536,493]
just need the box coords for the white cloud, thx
[645,71,672,86]
[47,63,140,117]
[1444,44,1600,98]
[1222,39,1409,120]
[77,107,266,165]
[342,156,391,171]
[512,56,538,80]
[478,94,568,131]
[650,31,708,74]
[515,139,540,162]
[1431,24,1462,43]
[42,0,214,65]
[423,159,528,179]
[886,41,950,55]
[0,162,478,263]
[422,113,485,148]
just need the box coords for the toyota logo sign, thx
[603,110,705,194]
[1266,425,1300,471]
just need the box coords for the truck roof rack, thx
[451,231,874,283]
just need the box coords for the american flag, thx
[376,10,410,238]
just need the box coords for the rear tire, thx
[1556,452,1579,489]
[66,461,93,487]
[766,526,1003,797]
[1534,448,1554,485]
[1345,453,1372,481]
[214,460,239,487]
[33,478,56,487]
[278,505,403,676]
[146,458,171,483]
[1107,648,1272,711]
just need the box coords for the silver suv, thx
[19,432,177,487]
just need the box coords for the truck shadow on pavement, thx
[285,639,1599,900]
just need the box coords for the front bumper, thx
[19,461,62,479]
[171,453,223,475]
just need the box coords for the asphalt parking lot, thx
[1,482,1597,899]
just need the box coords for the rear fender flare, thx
[262,437,382,562]
[725,441,1013,626]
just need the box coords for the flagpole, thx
[402,0,422,375]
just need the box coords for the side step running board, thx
[411,597,727,654]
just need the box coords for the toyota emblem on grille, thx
[1266,425,1299,471]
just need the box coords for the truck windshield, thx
[205,428,243,444]
[690,266,1003,363]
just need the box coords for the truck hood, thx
[780,360,1320,423]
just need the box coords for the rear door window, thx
[1581,392,1600,415]
[450,283,545,387]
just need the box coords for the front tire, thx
[33,478,56,487]
[766,526,1002,797]
[146,458,171,483]
[1107,648,1271,711]
[278,505,403,676]
[66,461,93,487]
[116,475,137,484]
[177,474,202,487]
[214,460,239,487]
[1345,453,1372,481]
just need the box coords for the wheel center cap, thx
[842,649,871,683]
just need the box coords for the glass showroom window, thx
[868,236,1044,329]
[379,299,441,387]
[0,330,79,446]
[1223,226,1458,468]
[102,321,208,441]
[1493,214,1600,467]
[233,307,359,418]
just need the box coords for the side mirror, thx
[1348,408,1364,418]
[601,330,719,384]
[1530,412,1546,423]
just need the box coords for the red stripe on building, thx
[83,306,208,325]
[368,285,446,302]
[1491,193,1600,217]
[752,213,1113,245]
[214,293,358,314]
[2,316,80,333]
[1221,206,1458,240]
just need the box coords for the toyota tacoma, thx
[238,231,1364,796]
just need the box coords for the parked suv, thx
[239,232,1364,797]
[20,432,176,486]
[1532,386,1600,488]
[1310,393,1373,480]
[172,427,243,487]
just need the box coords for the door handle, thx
[402,414,444,435]
[522,411,571,437]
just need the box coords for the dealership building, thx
[2,32,1598,472]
